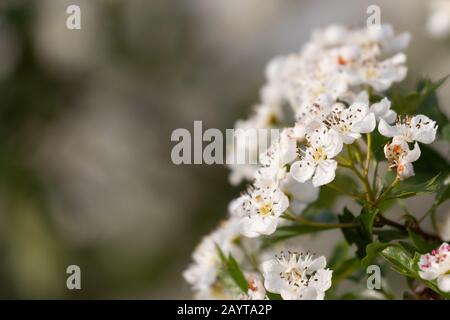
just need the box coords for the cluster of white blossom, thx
[380,115,437,180]
[227,24,410,186]
[184,24,440,300]
[427,0,450,39]
[418,243,450,292]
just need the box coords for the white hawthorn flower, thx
[232,184,289,238]
[290,127,343,187]
[329,100,376,144]
[384,138,421,180]
[378,115,438,144]
[418,243,450,293]
[262,250,332,300]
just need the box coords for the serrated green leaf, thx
[361,242,390,269]
[339,207,371,259]
[390,75,449,128]
[385,174,440,200]
[407,228,438,254]
[380,245,417,277]
[416,75,449,130]
[398,241,418,256]
[358,208,378,240]
[373,228,408,242]
[332,258,361,286]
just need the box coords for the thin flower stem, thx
[345,144,375,202]
[431,209,439,234]
[418,205,436,223]
[364,133,372,176]
[346,144,355,164]
[350,165,374,202]
[374,177,399,205]
[376,214,441,242]
[337,156,352,167]
[372,159,379,193]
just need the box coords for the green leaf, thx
[369,130,389,161]
[361,242,390,269]
[416,75,449,130]
[266,291,282,300]
[434,175,450,206]
[391,91,422,115]
[407,228,438,254]
[332,258,361,286]
[216,244,227,262]
[338,207,371,259]
[398,241,418,256]
[358,207,378,240]
[216,245,248,293]
[226,254,249,293]
[390,75,449,128]
[373,228,408,242]
[380,245,416,277]
[385,174,440,200]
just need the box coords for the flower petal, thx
[307,256,327,271]
[378,118,399,137]
[405,142,421,163]
[353,112,376,134]
[411,115,438,144]
[323,129,343,158]
[298,287,321,300]
[312,159,337,187]
[290,160,316,183]
[437,274,450,293]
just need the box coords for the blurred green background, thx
[0,0,448,298]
